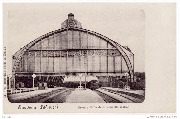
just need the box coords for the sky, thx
[4,3,145,74]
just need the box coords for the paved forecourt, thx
[65,89,105,103]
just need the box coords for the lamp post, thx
[7,74,12,89]
[84,73,87,90]
[79,73,83,87]
[125,72,129,86]
[32,74,36,89]
[14,74,17,89]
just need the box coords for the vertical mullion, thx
[66,51,68,72]
[72,31,74,72]
[72,54,74,72]
[53,52,55,72]
[113,56,115,73]
[34,51,35,72]
[59,51,61,73]
[47,51,49,72]
[79,31,81,49]
[53,34,55,72]
[79,31,81,73]
[28,51,30,72]
[99,38,101,73]
[86,32,88,73]
[133,54,134,82]
[79,51,81,73]
[66,29,68,72]
[107,42,108,74]
[40,39,42,72]
[72,30,74,49]
[121,55,122,73]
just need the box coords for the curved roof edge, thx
[13,27,133,58]
[12,27,134,80]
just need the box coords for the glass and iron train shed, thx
[11,13,134,88]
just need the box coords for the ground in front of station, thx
[65,89,105,103]
[7,87,145,103]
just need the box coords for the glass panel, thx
[87,55,93,72]
[99,38,107,49]
[41,38,49,49]
[74,57,80,72]
[81,32,88,48]
[60,57,66,72]
[67,30,73,49]
[73,31,80,49]
[35,51,41,72]
[41,57,47,72]
[92,35,99,48]
[87,34,93,48]
[37,41,42,49]
[80,56,86,72]
[108,56,114,72]
[100,56,107,72]
[94,56,100,72]
[54,34,58,49]
[67,57,73,72]
[48,57,54,72]
[115,56,121,72]
[28,51,35,72]
[54,57,60,72]
[61,31,68,49]
[48,35,54,49]
[23,54,28,72]
[122,58,128,72]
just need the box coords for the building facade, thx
[10,13,134,88]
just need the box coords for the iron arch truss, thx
[12,27,134,82]
[12,13,134,83]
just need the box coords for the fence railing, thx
[7,87,38,95]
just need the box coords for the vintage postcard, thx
[3,3,176,113]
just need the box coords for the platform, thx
[65,89,105,103]
[8,87,63,101]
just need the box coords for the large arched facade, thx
[11,13,134,88]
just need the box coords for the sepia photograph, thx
[3,3,176,113]
[5,4,145,104]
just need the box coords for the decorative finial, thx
[68,13,74,17]
[61,13,82,29]
[68,13,74,20]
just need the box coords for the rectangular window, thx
[100,56,107,72]
[81,32,88,48]
[48,35,54,49]
[60,57,66,72]
[73,31,80,49]
[61,31,68,49]
[68,31,73,49]
[108,56,114,72]
[115,56,121,72]
[54,57,60,72]
[48,57,54,72]
[87,55,93,72]
[94,56,100,72]
[67,56,73,72]
[35,57,40,72]
[41,57,47,72]
[74,57,80,72]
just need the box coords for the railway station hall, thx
[8,13,137,95]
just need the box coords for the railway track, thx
[96,88,144,103]
[94,90,122,103]
[101,87,145,100]
[43,88,74,103]
[8,88,72,103]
